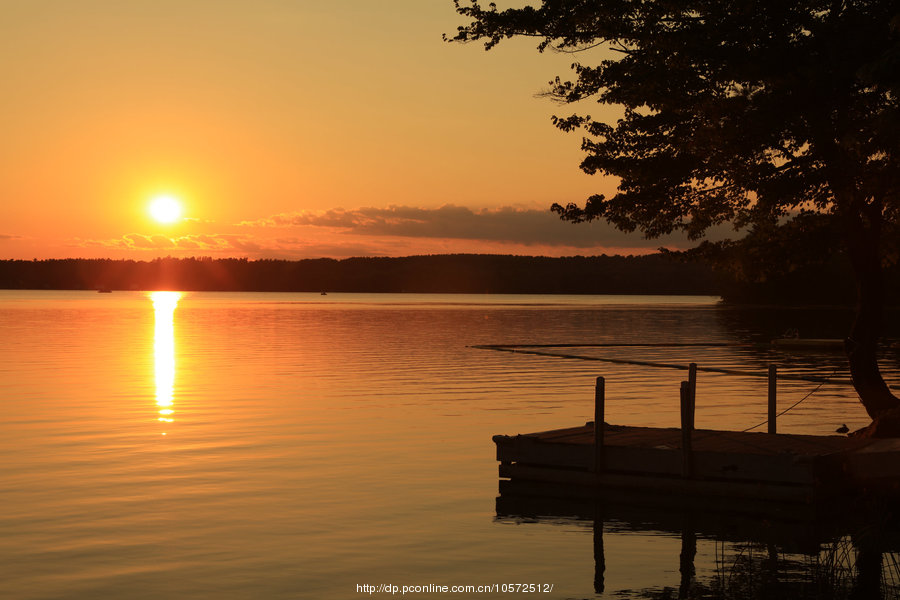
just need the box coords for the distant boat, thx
[320,291,328,295]
[771,338,844,351]
[97,288,112,294]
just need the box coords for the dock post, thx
[594,376,605,473]
[687,363,697,429]
[680,381,694,478]
[768,365,777,434]
[679,528,696,597]
[593,518,605,594]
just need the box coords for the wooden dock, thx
[494,374,900,506]
[495,423,900,504]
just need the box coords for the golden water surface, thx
[1,291,898,599]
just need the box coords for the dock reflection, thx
[151,291,181,426]
[497,483,900,599]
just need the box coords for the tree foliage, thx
[450,0,900,429]
[450,0,898,240]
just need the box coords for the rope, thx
[741,367,841,432]
[473,344,851,385]
[474,343,852,432]
[474,343,746,348]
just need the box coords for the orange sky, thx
[1,1,701,260]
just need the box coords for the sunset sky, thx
[2,1,705,260]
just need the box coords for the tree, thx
[449,0,900,433]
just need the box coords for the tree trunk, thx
[844,209,900,435]
[847,262,898,419]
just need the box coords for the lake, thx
[1,291,899,599]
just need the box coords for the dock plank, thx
[524,423,869,456]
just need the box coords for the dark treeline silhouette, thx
[3,254,895,302]
[0,254,720,295]
[715,255,900,306]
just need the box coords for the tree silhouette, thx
[449,0,900,433]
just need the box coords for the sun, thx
[148,194,183,224]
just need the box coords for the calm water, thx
[2,291,899,599]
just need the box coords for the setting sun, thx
[148,195,183,224]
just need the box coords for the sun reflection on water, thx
[151,291,182,425]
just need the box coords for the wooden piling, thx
[687,363,697,431]
[593,518,605,594]
[594,376,605,473]
[680,381,694,478]
[679,528,696,598]
[768,365,777,434]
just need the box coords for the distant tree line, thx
[1,254,896,303]
[0,254,721,295]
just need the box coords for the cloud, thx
[0,234,23,240]
[215,235,263,252]
[239,204,734,249]
[123,234,175,249]
[80,233,257,253]
[71,204,738,260]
